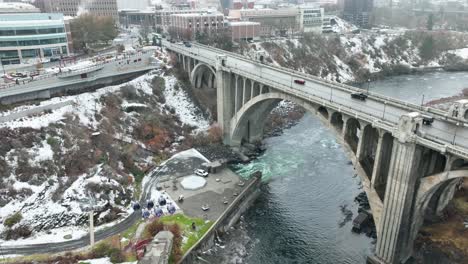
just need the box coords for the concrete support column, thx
[216,55,233,144]
[182,55,186,70]
[242,78,247,106]
[371,132,385,188]
[375,113,423,264]
[234,75,239,112]
[341,115,350,140]
[355,122,367,161]
[260,84,264,94]
[187,57,192,73]
[251,81,255,99]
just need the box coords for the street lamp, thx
[79,194,98,247]
[366,78,371,93]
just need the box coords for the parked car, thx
[294,79,305,85]
[351,92,368,101]
[195,169,209,177]
[49,57,61,62]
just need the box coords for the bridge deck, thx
[163,40,468,160]
[0,52,157,100]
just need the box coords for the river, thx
[208,71,468,264]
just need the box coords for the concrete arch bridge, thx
[163,40,468,264]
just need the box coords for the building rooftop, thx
[172,12,223,17]
[0,13,64,22]
[0,2,39,13]
[230,21,260,26]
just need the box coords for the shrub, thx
[3,225,32,240]
[151,76,165,97]
[120,85,139,100]
[4,212,22,227]
[146,219,164,237]
[109,248,125,263]
[168,224,183,263]
[91,242,112,258]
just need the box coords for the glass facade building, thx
[0,13,69,65]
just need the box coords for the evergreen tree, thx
[427,14,434,30]
[420,36,434,60]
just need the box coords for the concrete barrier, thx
[0,100,73,123]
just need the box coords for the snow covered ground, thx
[447,47,468,59]
[0,52,211,245]
[162,74,210,132]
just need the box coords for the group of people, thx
[135,193,177,219]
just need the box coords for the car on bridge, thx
[183,41,192,47]
[351,92,368,101]
[422,114,434,125]
[294,79,305,85]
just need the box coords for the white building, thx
[298,5,324,33]
[156,8,217,32]
[169,12,225,40]
[0,13,70,65]
[117,0,150,10]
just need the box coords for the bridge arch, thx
[410,169,468,252]
[452,158,468,170]
[359,124,380,180]
[330,112,344,133]
[190,63,216,89]
[344,118,361,154]
[229,92,386,228]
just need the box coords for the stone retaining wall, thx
[178,172,262,264]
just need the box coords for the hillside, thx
[0,53,211,243]
[243,30,468,83]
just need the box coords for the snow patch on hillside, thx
[447,47,468,59]
[0,73,157,130]
[162,75,210,131]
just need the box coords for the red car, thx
[294,79,305,85]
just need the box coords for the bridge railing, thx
[164,41,455,123]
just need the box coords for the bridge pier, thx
[375,113,423,264]
[216,55,235,144]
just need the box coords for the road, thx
[0,213,140,255]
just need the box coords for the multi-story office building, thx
[298,5,325,33]
[229,8,299,37]
[38,0,119,22]
[343,0,373,28]
[156,9,216,32]
[169,12,225,40]
[119,9,156,28]
[229,21,260,41]
[0,13,70,65]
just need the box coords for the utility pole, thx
[367,78,371,93]
[89,210,95,247]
